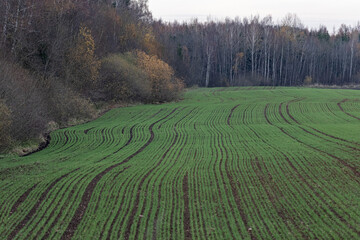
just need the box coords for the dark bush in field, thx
[100,53,151,102]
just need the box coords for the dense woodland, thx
[0,0,182,152]
[156,15,360,87]
[0,0,359,152]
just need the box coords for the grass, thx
[1,87,359,239]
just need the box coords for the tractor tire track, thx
[338,99,360,121]
[285,98,360,151]
[36,168,99,239]
[264,104,360,236]
[264,106,352,237]
[251,159,310,239]
[215,108,262,238]
[274,101,360,178]
[227,104,241,127]
[60,108,178,240]
[243,105,323,237]
[149,109,197,239]
[7,169,79,240]
[125,108,195,239]
[9,183,38,216]
[183,173,192,240]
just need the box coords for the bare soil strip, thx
[9,183,38,216]
[84,127,94,134]
[183,173,192,240]
[225,166,257,240]
[285,98,305,124]
[309,127,360,147]
[279,127,360,178]
[100,167,132,239]
[95,125,136,163]
[38,171,93,240]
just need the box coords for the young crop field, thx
[1,87,360,239]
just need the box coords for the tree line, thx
[154,14,360,87]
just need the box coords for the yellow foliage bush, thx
[100,51,183,103]
[136,51,184,102]
[100,53,151,101]
[304,76,312,85]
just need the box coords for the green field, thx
[1,87,360,239]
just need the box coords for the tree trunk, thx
[205,46,212,87]
[349,39,354,80]
[1,0,10,47]
[11,0,22,54]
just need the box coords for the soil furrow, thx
[38,170,96,240]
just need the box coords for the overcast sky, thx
[148,0,360,32]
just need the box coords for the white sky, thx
[148,0,360,32]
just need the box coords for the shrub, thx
[0,101,12,151]
[44,80,96,125]
[304,76,313,85]
[136,51,184,102]
[0,59,48,142]
[100,53,151,101]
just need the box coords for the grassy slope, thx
[1,87,359,239]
